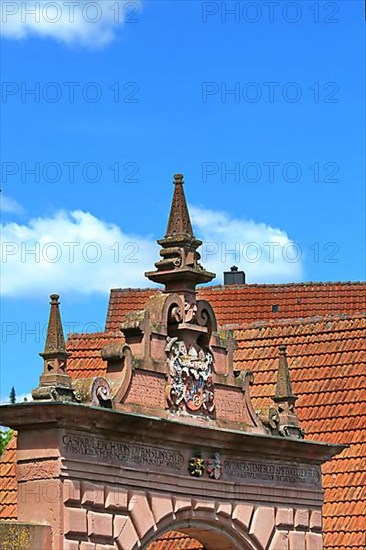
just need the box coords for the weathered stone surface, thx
[276,508,294,528]
[105,486,128,512]
[217,503,232,517]
[173,498,191,513]
[232,504,253,530]
[129,492,155,539]
[150,494,174,523]
[82,482,105,508]
[249,506,275,549]
[295,509,309,529]
[63,479,81,504]
[114,515,140,550]
[192,499,215,511]
[17,459,60,482]
[80,542,96,550]
[87,511,113,538]
[0,523,52,550]
[306,532,323,549]
[269,530,288,550]
[64,508,87,536]
[289,531,306,550]
[310,510,322,530]
[63,540,80,550]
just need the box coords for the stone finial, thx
[274,345,296,404]
[42,294,68,355]
[145,174,215,294]
[165,174,194,238]
[273,345,304,439]
[32,294,75,402]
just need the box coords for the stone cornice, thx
[0,402,345,465]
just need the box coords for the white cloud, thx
[0,206,303,297]
[1,1,140,48]
[1,209,158,296]
[190,205,304,283]
[0,194,24,214]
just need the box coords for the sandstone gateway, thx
[0,175,344,549]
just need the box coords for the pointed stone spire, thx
[273,345,303,439]
[145,174,215,295]
[42,294,68,356]
[274,345,296,404]
[165,174,194,238]
[32,294,74,401]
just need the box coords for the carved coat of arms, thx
[166,339,215,415]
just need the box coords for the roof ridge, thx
[67,331,121,340]
[230,312,366,331]
[109,281,366,293]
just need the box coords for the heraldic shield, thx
[166,339,215,416]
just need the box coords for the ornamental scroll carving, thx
[166,338,215,416]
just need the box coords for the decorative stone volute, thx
[273,345,304,439]
[32,294,75,402]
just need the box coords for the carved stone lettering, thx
[62,434,184,473]
[224,460,320,487]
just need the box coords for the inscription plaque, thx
[224,459,320,487]
[63,434,184,473]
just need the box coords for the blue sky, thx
[1,0,365,401]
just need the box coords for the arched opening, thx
[141,516,259,550]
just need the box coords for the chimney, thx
[224,266,246,286]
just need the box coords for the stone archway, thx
[139,508,261,550]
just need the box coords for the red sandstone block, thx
[82,482,105,508]
[276,508,294,528]
[105,486,128,511]
[87,511,113,538]
[173,498,191,512]
[232,504,253,530]
[192,499,215,511]
[306,532,323,549]
[63,540,80,550]
[150,494,174,523]
[80,543,96,550]
[295,509,310,529]
[63,479,81,504]
[129,492,155,539]
[64,508,87,536]
[217,503,232,517]
[310,510,322,530]
[96,546,115,550]
[114,515,140,550]
[269,530,289,550]
[289,531,306,550]
[249,506,275,549]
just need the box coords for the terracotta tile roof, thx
[66,331,125,379]
[148,531,203,549]
[233,314,366,550]
[0,433,17,520]
[105,282,366,331]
